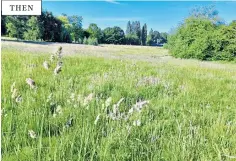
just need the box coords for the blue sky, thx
[42,1,236,33]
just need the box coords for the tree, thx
[130,21,141,44]
[153,30,161,44]
[6,16,28,39]
[69,15,83,42]
[125,34,140,45]
[212,21,236,60]
[1,16,7,35]
[57,14,72,42]
[39,11,63,42]
[167,17,216,60]
[141,23,147,45]
[126,21,132,35]
[190,5,224,25]
[160,32,168,44]
[87,23,102,43]
[146,28,154,45]
[23,16,42,41]
[103,26,125,44]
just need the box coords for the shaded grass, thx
[1,48,236,161]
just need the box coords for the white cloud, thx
[105,0,120,4]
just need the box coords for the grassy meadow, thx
[1,42,236,160]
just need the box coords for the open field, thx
[2,41,236,160]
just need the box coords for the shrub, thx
[88,37,98,46]
[125,34,140,45]
[211,22,236,61]
[78,38,82,44]
[167,17,236,61]
[83,37,88,45]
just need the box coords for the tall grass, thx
[2,47,236,160]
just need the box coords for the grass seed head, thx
[94,114,100,125]
[105,97,112,107]
[11,88,18,99]
[43,61,50,69]
[65,118,73,128]
[54,65,62,75]
[129,100,149,115]
[50,54,55,62]
[26,78,36,89]
[10,82,16,93]
[15,95,23,103]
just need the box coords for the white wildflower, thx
[94,114,100,125]
[26,78,36,89]
[28,130,37,139]
[43,61,50,69]
[133,119,141,126]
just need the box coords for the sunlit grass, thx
[2,47,236,160]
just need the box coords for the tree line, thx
[1,11,168,46]
[166,6,236,61]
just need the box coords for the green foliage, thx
[88,37,99,46]
[168,16,236,61]
[57,15,72,43]
[23,16,42,41]
[126,21,132,35]
[87,23,103,43]
[125,21,142,45]
[146,29,168,46]
[125,34,140,45]
[39,11,63,42]
[141,23,147,45]
[103,26,125,44]
[146,35,152,46]
[160,32,168,44]
[6,16,28,39]
[69,15,83,42]
[78,38,83,44]
[2,11,165,46]
[1,15,7,35]
[211,21,236,60]
[83,37,88,44]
